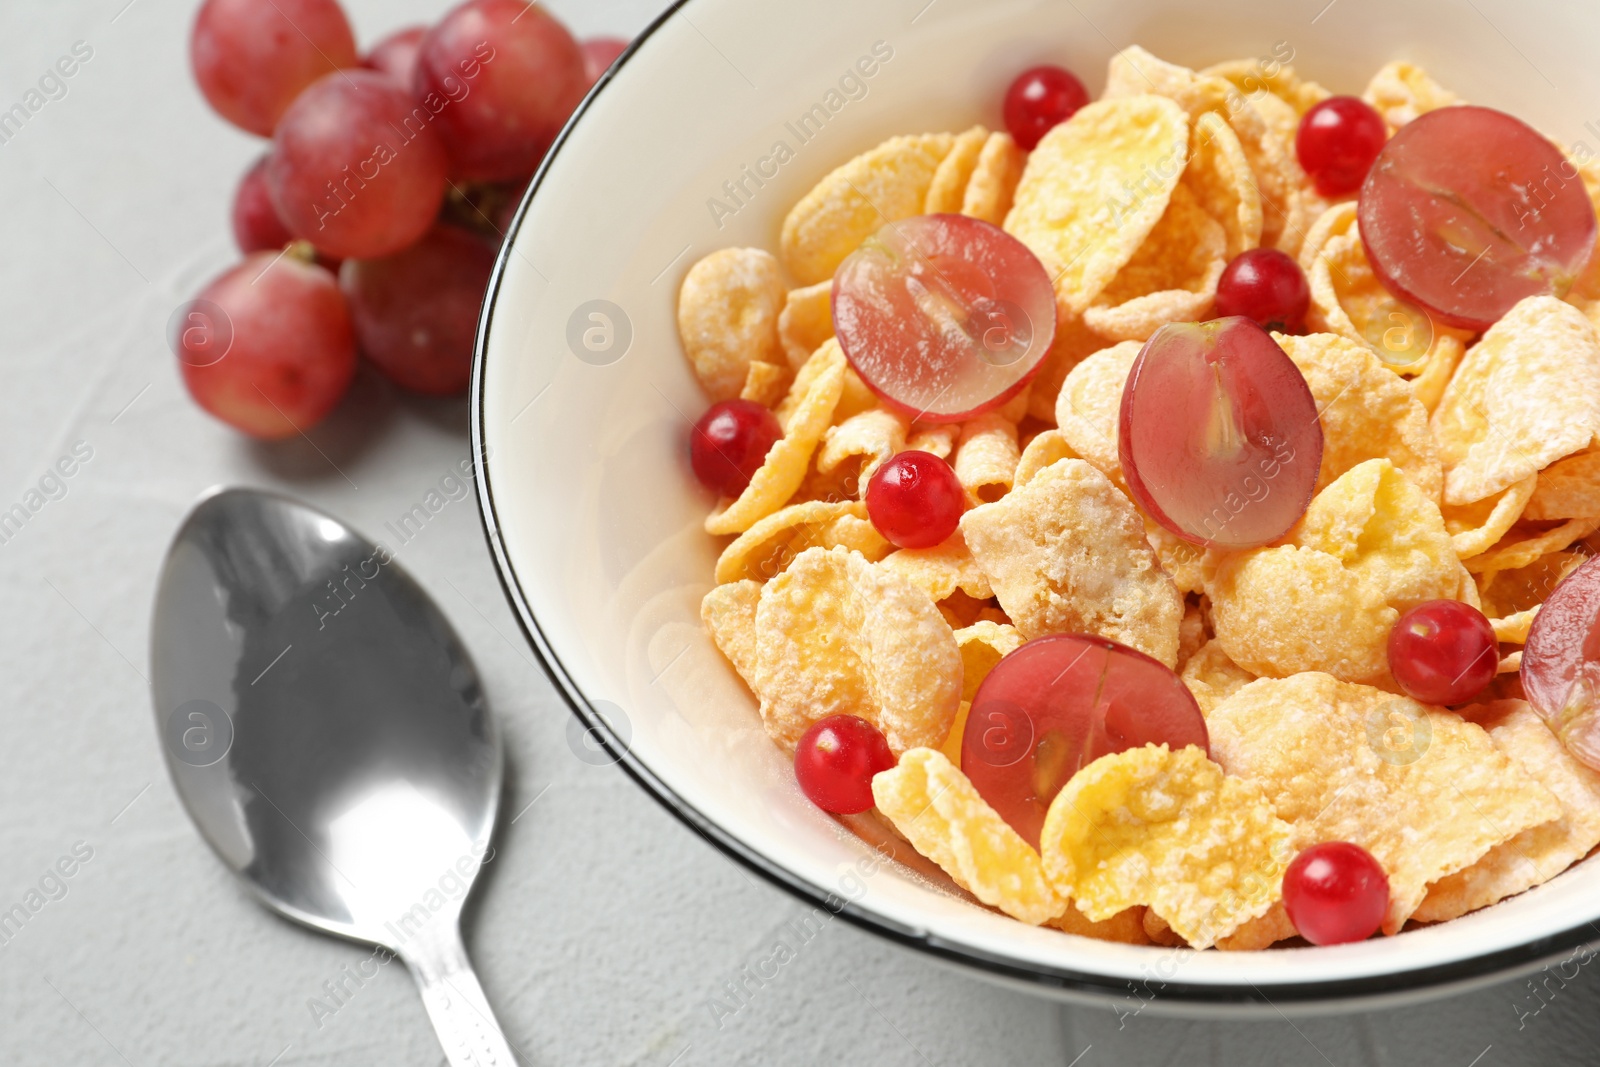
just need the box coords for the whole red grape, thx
[364,26,428,87]
[191,0,357,136]
[341,226,497,396]
[414,0,587,181]
[265,69,449,260]
[177,252,357,439]
[231,155,294,254]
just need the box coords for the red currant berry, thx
[1296,96,1388,197]
[689,400,782,498]
[1003,65,1089,151]
[794,715,896,815]
[1387,600,1498,705]
[1213,248,1310,333]
[1283,841,1389,946]
[866,451,964,549]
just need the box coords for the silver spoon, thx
[150,487,518,1066]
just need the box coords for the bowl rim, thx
[468,0,1600,1010]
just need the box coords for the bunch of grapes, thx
[180,0,626,438]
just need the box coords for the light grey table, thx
[1,2,1596,1064]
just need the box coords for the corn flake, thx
[739,360,789,407]
[1004,95,1189,315]
[1054,341,1140,484]
[1479,550,1588,619]
[1432,296,1600,506]
[873,748,1065,924]
[961,131,1027,225]
[1039,744,1291,949]
[1208,459,1459,686]
[925,125,989,213]
[953,413,1021,505]
[1181,638,1257,716]
[753,547,961,753]
[777,281,834,371]
[881,532,994,605]
[1526,447,1600,521]
[1014,429,1080,488]
[1083,183,1227,342]
[953,619,1025,703]
[701,579,762,688]
[1275,331,1442,499]
[715,499,867,584]
[1049,905,1153,944]
[819,407,910,491]
[1442,475,1536,560]
[1201,58,1331,116]
[960,459,1183,665]
[1362,61,1461,129]
[1185,110,1263,257]
[1026,311,1108,423]
[709,342,845,535]
[780,132,957,286]
[1464,518,1600,575]
[677,248,788,400]
[906,422,960,461]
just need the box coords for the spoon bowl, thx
[151,487,515,1065]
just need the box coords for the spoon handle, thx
[400,922,519,1067]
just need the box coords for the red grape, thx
[1214,248,1310,333]
[831,214,1056,422]
[1119,318,1323,549]
[581,37,629,88]
[689,400,782,497]
[231,155,294,254]
[340,226,496,396]
[1295,96,1387,197]
[1002,65,1089,151]
[191,0,358,136]
[794,715,896,815]
[1359,106,1598,331]
[1282,842,1389,946]
[1522,554,1600,770]
[414,0,587,181]
[1387,600,1497,705]
[964,635,1208,848]
[866,451,964,549]
[177,252,357,439]
[265,69,449,260]
[364,26,427,86]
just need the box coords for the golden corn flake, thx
[1208,673,1559,936]
[1223,88,1303,254]
[1275,331,1442,499]
[1442,475,1535,560]
[953,413,1021,505]
[709,342,845,535]
[1039,745,1291,949]
[1209,459,1458,686]
[1409,332,1468,415]
[1177,601,1206,669]
[1464,518,1600,575]
[961,458,1183,665]
[819,407,910,491]
[1201,58,1330,116]
[777,281,834,371]
[953,619,1024,703]
[872,747,1065,925]
[1181,638,1257,716]
[925,125,989,214]
[701,579,762,688]
[1362,61,1461,129]
[1432,296,1600,506]
[1004,95,1189,315]
[1049,904,1153,945]
[677,248,788,400]
[906,422,960,461]
[1103,46,1232,119]
[962,131,1027,226]
[938,700,970,766]
[1054,341,1140,483]
[1083,183,1227,342]
[753,547,961,753]
[1415,700,1600,922]
[881,532,994,605]
[715,499,865,584]
[1493,607,1538,645]
[1184,110,1262,258]
[1014,429,1080,488]
[1145,519,1209,595]
[1480,550,1587,619]
[1026,311,1107,423]
[1526,447,1600,521]
[739,360,789,407]
[780,132,957,286]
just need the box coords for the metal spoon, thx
[150,487,517,1066]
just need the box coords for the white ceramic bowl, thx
[472,0,1600,1014]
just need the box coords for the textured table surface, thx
[1,2,1598,1064]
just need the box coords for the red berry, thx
[1003,65,1089,151]
[231,155,294,254]
[866,451,964,550]
[794,715,895,815]
[1283,841,1389,946]
[1296,96,1387,197]
[689,400,782,498]
[364,26,427,86]
[1387,600,1498,705]
[1213,248,1310,333]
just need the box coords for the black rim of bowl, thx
[468,0,1600,1010]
